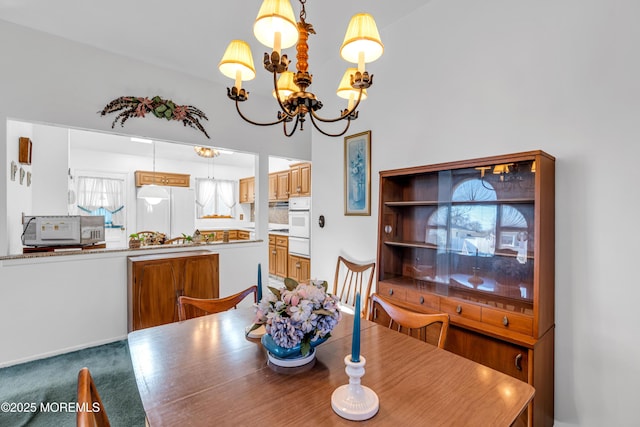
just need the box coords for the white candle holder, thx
[331,355,379,421]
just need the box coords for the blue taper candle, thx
[351,292,361,362]
[257,263,262,302]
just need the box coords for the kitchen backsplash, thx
[249,202,289,224]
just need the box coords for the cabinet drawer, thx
[275,236,288,247]
[269,235,275,245]
[440,298,481,322]
[406,288,440,311]
[377,281,407,302]
[445,325,529,382]
[482,307,533,335]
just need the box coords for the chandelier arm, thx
[234,98,290,127]
[309,88,364,123]
[308,113,353,137]
[271,71,298,118]
[283,114,301,137]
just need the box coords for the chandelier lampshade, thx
[340,13,384,69]
[337,68,368,101]
[253,0,299,51]
[273,71,300,99]
[218,40,257,90]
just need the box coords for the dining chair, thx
[77,367,110,427]
[178,285,258,321]
[164,236,189,245]
[332,256,375,317]
[369,293,450,349]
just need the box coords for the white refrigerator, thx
[136,187,195,238]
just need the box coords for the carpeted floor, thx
[0,340,145,427]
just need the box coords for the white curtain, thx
[196,179,237,217]
[76,176,125,226]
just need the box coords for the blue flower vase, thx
[261,334,330,367]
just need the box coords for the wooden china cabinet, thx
[376,150,555,427]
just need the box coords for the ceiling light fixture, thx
[194,146,221,158]
[218,0,383,137]
[137,141,169,205]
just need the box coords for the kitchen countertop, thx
[0,238,263,261]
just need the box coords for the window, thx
[195,178,237,218]
[425,178,528,260]
[75,176,125,227]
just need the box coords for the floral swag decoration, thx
[252,278,342,357]
[99,96,210,138]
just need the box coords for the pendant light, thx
[137,140,169,205]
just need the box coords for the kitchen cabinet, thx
[289,162,311,197]
[376,150,555,427]
[198,229,249,241]
[269,170,290,201]
[288,254,310,283]
[268,173,278,201]
[268,235,277,276]
[269,234,288,278]
[276,171,290,200]
[127,251,219,331]
[239,177,255,203]
[135,170,190,188]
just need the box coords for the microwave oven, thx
[22,215,105,246]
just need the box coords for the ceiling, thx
[0,0,429,85]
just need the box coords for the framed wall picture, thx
[344,131,371,216]
[19,137,33,165]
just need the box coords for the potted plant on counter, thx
[129,233,141,249]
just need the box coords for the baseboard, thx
[0,335,128,368]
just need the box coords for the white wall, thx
[0,243,263,367]
[6,121,33,253]
[31,125,68,215]
[310,1,640,426]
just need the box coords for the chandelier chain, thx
[299,0,306,21]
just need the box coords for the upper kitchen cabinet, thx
[289,162,311,197]
[135,170,190,187]
[239,176,255,204]
[269,170,290,201]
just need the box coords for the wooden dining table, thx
[128,307,534,426]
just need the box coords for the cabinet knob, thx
[419,296,425,304]
[388,289,394,296]
[456,305,462,314]
[296,262,301,269]
[502,316,509,326]
[515,353,523,371]
[271,250,276,254]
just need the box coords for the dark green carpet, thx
[0,340,145,427]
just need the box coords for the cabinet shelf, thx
[384,198,534,207]
[383,240,533,260]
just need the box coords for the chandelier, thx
[218,0,384,137]
[194,146,221,158]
